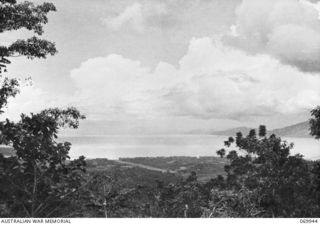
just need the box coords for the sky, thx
[1,0,320,134]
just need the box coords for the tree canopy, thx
[310,106,320,139]
[211,125,320,217]
[0,0,57,74]
[0,1,87,217]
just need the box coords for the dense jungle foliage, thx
[1,0,320,218]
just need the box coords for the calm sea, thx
[59,135,320,160]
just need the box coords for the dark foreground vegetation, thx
[1,0,320,218]
[2,121,320,217]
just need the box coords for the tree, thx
[310,106,320,139]
[309,106,320,209]
[0,1,87,217]
[258,125,266,137]
[0,0,57,113]
[0,108,86,217]
[0,0,57,74]
[210,125,319,217]
[216,148,226,158]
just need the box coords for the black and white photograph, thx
[1,0,320,220]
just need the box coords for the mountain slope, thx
[211,121,311,138]
[270,121,310,137]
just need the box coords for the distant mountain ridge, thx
[270,121,310,138]
[211,121,311,138]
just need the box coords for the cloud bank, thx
[224,0,320,72]
[69,37,320,121]
[3,0,320,130]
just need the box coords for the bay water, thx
[60,135,320,160]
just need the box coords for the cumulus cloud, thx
[3,37,319,125]
[69,37,320,121]
[224,0,320,72]
[104,2,167,32]
[0,82,67,121]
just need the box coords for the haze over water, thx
[61,135,320,160]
